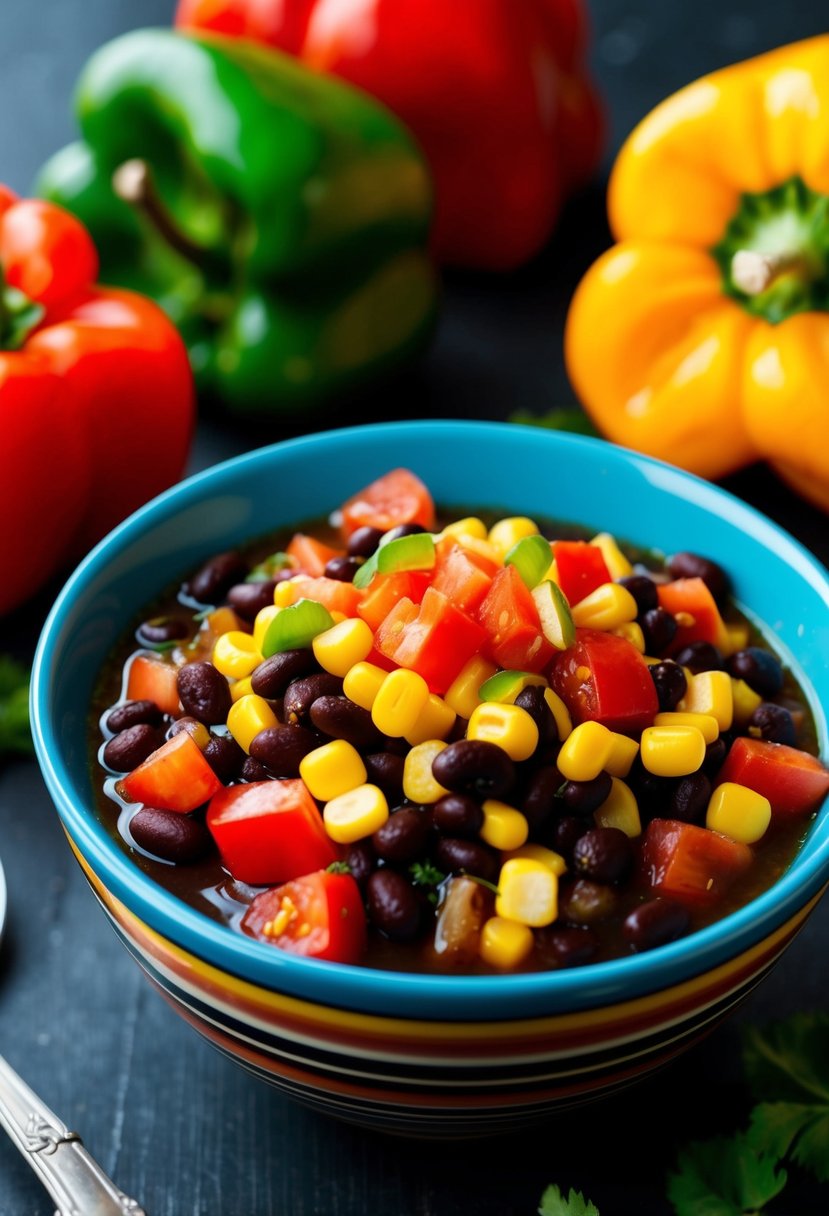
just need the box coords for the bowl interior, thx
[31,421,829,1018]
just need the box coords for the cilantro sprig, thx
[0,654,33,756]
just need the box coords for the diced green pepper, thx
[504,533,554,588]
[531,580,576,650]
[354,532,435,589]
[478,669,548,704]
[261,599,334,656]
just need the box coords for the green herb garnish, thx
[0,655,33,756]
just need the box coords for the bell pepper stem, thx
[112,158,208,271]
[730,249,809,296]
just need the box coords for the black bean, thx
[186,551,249,605]
[227,580,278,623]
[649,661,687,711]
[520,766,562,833]
[667,772,711,824]
[324,555,363,582]
[545,814,584,857]
[673,641,724,673]
[136,616,189,648]
[168,715,208,741]
[366,869,422,941]
[373,808,431,864]
[251,649,319,699]
[347,526,384,559]
[241,756,270,782]
[345,840,377,888]
[130,808,213,864]
[203,734,245,782]
[748,702,797,745]
[626,758,672,819]
[559,877,619,924]
[432,793,484,839]
[382,523,427,543]
[283,673,344,723]
[177,661,232,725]
[364,752,406,801]
[514,685,559,749]
[641,607,677,655]
[618,574,659,615]
[701,736,729,777]
[726,647,784,698]
[572,827,633,884]
[667,552,729,602]
[103,724,163,772]
[104,699,163,733]
[309,696,385,749]
[535,925,598,969]
[249,724,319,776]
[431,739,515,800]
[623,898,691,952]
[558,771,613,816]
[434,836,500,885]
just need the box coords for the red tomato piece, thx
[656,577,730,653]
[431,539,495,615]
[340,467,436,538]
[241,869,366,964]
[289,575,364,617]
[125,653,182,717]
[477,564,554,673]
[553,540,610,605]
[549,627,659,735]
[286,533,342,577]
[374,586,487,693]
[639,818,753,906]
[357,570,431,632]
[206,780,339,886]
[117,732,222,813]
[715,737,829,818]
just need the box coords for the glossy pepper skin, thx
[0,186,193,618]
[175,0,604,271]
[565,37,829,513]
[37,28,437,417]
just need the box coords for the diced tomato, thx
[340,467,436,538]
[357,570,431,632]
[289,575,364,617]
[117,731,222,813]
[656,577,730,653]
[553,540,611,606]
[549,627,659,735]
[125,653,182,717]
[477,564,554,673]
[715,737,829,818]
[286,533,342,577]
[431,539,495,615]
[639,818,753,906]
[374,586,488,694]
[241,869,366,964]
[206,780,339,885]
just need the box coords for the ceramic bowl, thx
[31,421,829,1136]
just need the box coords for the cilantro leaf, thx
[0,655,33,756]
[667,1134,786,1216]
[538,1183,600,1216]
[748,1102,829,1183]
[509,408,599,438]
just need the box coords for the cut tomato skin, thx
[549,627,659,736]
[286,532,342,577]
[206,780,340,885]
[553,540,610,605]
[289,575,364,617]
[715,737,829,818]
[357,570,430,631]
[431,539,495,615]
[241,869,366,964]
[478,564,554,673]
[117,731,222,813]
[125,653,182,717]
[340,467,436,538]
[639,818,754,906]
[375,586,487,694]
[656,577,729,653]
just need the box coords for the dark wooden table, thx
[1,2,827,1213]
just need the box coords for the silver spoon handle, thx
[0,1054,146,1215]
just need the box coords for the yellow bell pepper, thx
[565,36,829,512]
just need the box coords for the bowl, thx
[31,420,829,1136]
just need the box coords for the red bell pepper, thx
[553,540,611,606]
[125,654,183,718]
[550,627,659,735]
[117,731,223,813]
[374,586,487,694]
[175,0,603,270]
[477,564,555,674]
[0,188,193,618]
[285,533,342,578]
[241,868,366,964]
[715,737,829,819]
[639,818,754,907]
[656,577,730,654]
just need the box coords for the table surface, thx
[1,2,828,1213]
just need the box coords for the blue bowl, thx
[30,421,829,1135]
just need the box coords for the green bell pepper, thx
[37,28,438,417]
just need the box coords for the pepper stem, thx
[112,159,208,271]
[730,249,811,296]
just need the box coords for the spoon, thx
[0,853,147,1215]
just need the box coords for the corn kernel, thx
[612,621,646,653]
[226,693,278,754]
[212,630,262,679]
[441,516,488,541]
[479,917,534,969]
[706,781,771,844]
[404,694,457,746]
[723,622,750,656]
[556,721,614,781]
[594,777,642,837]
[466,702,539,762]
[312,617,374,677]
[453,533,502,566]
[639,724,706,777]
[175,719,211,751]
[230,675,254,703]
[323,783,389,843]
[679,670,734,731]
[274,581,299,607]
[402,740,450,804]
[605,731,640,777]
[253,605,281,652]
[590,532,633,579]
[571,582,639,630]
[342,661,387,711]
[731,678,763,726]
[444,655,499,719]
[480,801,529,850]
[487,516,539,558]
[495,859,558,927]
[206,606,240,639]
[501,843,567,876]
[543,687,573,742]
[654,711,720,745]
[371,668,431,737]
[299,739,367,802]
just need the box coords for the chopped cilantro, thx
[667,1134,787,1216]
[0,655,33,756]
[326,860,352,875]
[538,1184,600,1216]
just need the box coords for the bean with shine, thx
[104,699,163,733]
[672,641,723,673]
[749,702,796,745]
[130,808,213,864]
[667,551,728,602]
[432,793,484,838]
[363,752,406,801]
[514,686,558,749]
[347,526,384,558]
[136,616,189,648]
[572,827,633,884]
[309,696,385,749]
[623,898,691,952]
[227,580,278,623]
[249,724,319,776]
[177,661,232,725]
[366,869,422,941]
[520,766,561,832]
[345,840,377,888]
[618,574,658,614]
[251,649,319,699]
[641,607,677,655]
[558,771,613,816]
[283,673,343,722]
[725,647,784,698]
[103,724,163,772]
[667,772,711,824]
[649,661,687,711]
[536,925,598,969]
[186,551,249,604]
[431,739,515,799]
[241,756,270,782]
[559,877,618,924]
[372,808,431,864]
[324,555,363,582]
[434,836,500,884]
[203,735,245,782]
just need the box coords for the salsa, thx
[90,468,829,974]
